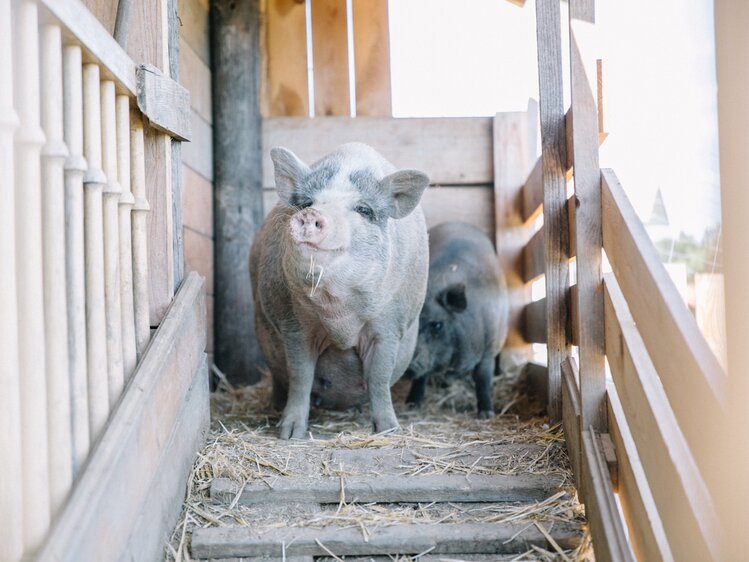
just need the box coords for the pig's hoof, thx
[478,409,495,420]
[278,414,308,440]
[406,400,422,410]
[372,413,401,434]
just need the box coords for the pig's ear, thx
[381,169,430,219]
[271,147,311,202]
[438,283,467,314]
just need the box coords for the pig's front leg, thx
[360,335,400,433]
[279,340,316,439]
[472,355,495,419]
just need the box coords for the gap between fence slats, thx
[602,168,726,472]
[607,382,674,562]
[603,273,718,561]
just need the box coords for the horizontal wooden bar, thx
[192,521,583,559]
[601,168,726,459]
[262,117,493,187]
[211,473,565,506]
[603,274,718,561]
[136,64,192,141]
[522,196,576,283]
[521,286,577,346]
[607,382,673,562]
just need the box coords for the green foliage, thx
[655,226,722,281]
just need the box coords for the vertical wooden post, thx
[352,0,392,116]
[168,0,184,290]
[0,0,23,557]
[535,0,570,421]
[62,44,90,471]
[130,113,151,359]
[714,1,749,558]
[14,0,51,551]
[117,96,137,378]
[212,0,265,383]
[263,0,310,116]
[82,63,110,442]
[311,0,350,116]
[100,80,125,405]
[40,22,74,518]
[569,0,605,431]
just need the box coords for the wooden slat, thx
[561,359,582,490]
[581,428,634,562]
[535,0,570,421]
[177,0,210,66]
[311,0,349,116]
[136,64,192,141]
[192,522,582,559]
[523,226,545,283]
[262,116,493,187]
[494,110,535,350]
[601,169,726,464]
[603,274,718,561]
[522,157,543,222]
[130,113,151,359]
[569,0,605,432]
[212,474,565,506]
[522,297,546,344]
[183,110,213,181]
[36,273,208,562]
[421,185,495,240]
[607,383,673,562]
[179,37,212,124]
[182,164,214,237]
[352,0,391,116]
[263,0,309,117]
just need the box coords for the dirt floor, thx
[166,365,592,562]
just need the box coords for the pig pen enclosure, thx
[2,0,747,561]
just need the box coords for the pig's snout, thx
[290,208,328,247]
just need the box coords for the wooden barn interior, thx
[1,0,748,560]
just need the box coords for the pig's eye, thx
[429,321,443,335]
[290,195,313,209]
[354,204,375,221]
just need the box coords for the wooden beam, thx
[136,64,192,141]
[603,274,718,561]
[212,0,265,383]
[561,359,582,491]
[192,522,583,559]
[36,273,208,562]
[263,116,493,187]
[263,0,309,116]
[535,0,570,421]
[311,0,350,116]
[352,0,391,116]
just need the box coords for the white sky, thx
[388,0,722,241]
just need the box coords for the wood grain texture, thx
[522,297,546,344]
[178,0,210,65]
[36,273,208,562]
[311,0,350,116]
[603,274,718,561]
[535,0,570,421]
[569,0,605,432]
[192,521,582,559]
[136,64,192,141]
[601,169,726,470]
[561,358,582,491]
[263,0,309,116]
[179,37,212,124]
[494,111,535,351]
[607,383,673,562]
[262,117,493,186]
[184,227,214,294]
[182,110,213,180]
[352,0,391,116]
[182,163,214,236]
[523,226,545,283]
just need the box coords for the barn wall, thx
[179,0,214,355]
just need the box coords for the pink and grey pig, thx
[249,143,430,439]
[406,222,508,418]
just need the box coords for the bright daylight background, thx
[388,0,723,286]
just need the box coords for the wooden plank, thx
[192,521,582,559]
[603,274,718,561]
[182,111,213,181]
[601,169,726,465]
[262,116,493,187]
[522,226,545,283]
[694,273,727,371]
[78,0,116,33]
[136,64,192,141]
[421,185,494,241]
[263,0,309,117]
[178,0,210,66]
[535,0,570,421]
[179,37,212,124]
[608,383,673,562]
[352,0,391,116]
[311,0,350,116]
[184,227,214,294]
[522,297,546,344]
[569,0,605,432]
[522,158,543,222]
[182,163,214,236]
[580,428,634,562]
[494,110,535,351]
[561,358,582,490]
[212,474,565,506]
[36,272,208,562]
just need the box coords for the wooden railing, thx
[1,0,193,559]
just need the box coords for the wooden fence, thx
[0,0,208,560]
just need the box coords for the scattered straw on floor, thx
[166,366,593,562]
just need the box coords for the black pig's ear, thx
[381,169,430,219]
[438,283,467,313]
[270,147,311,202]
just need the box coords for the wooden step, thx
[211,472,566,505]
[202,555,530,562]
[191,521,583,559]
